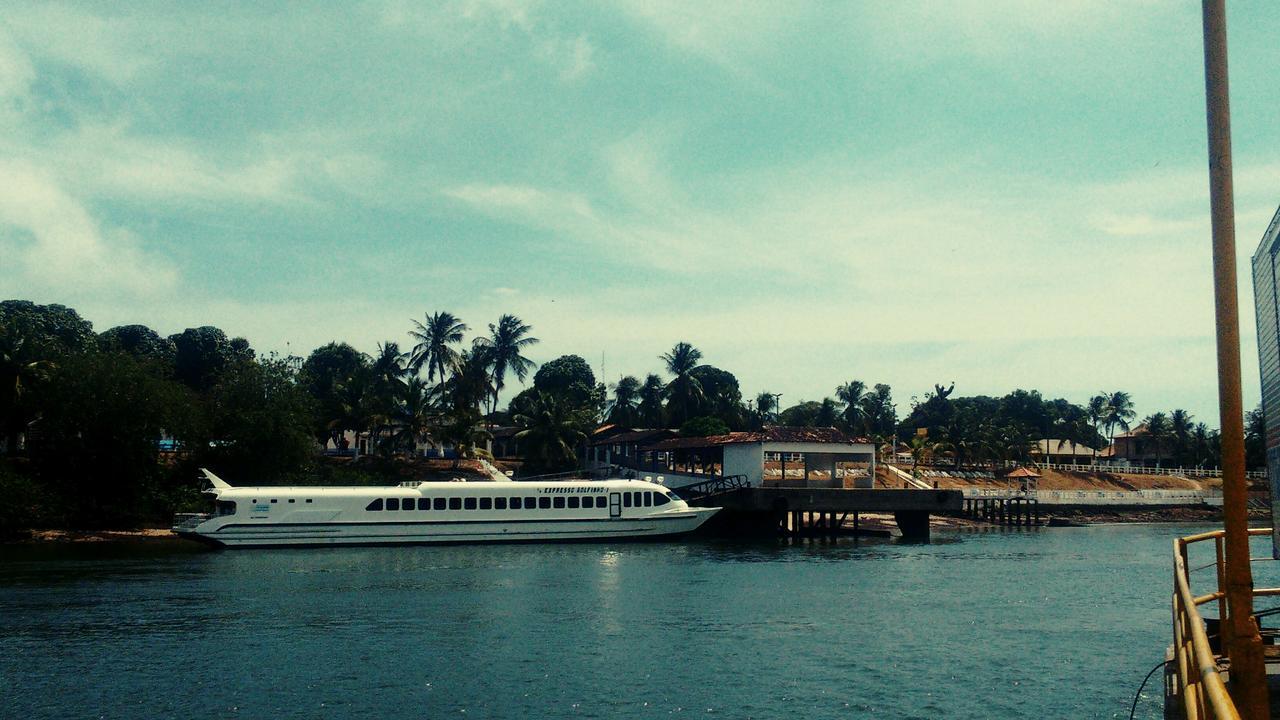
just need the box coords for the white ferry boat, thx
[172,469,720,548]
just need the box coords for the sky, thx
[2,1,1280,427]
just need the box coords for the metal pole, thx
[1200,0,1269,713]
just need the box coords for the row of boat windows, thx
[365,491,673,512]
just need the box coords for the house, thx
[1031,439,1098,465]
[1100,425,1165,467]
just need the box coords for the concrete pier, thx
[704,487,963,539]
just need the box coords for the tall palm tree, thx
[408,311,468,393]
[661,342,704,427]
[755,391,777,427]
[1103,391,1136,447]
[638,374,665,427]
[388,377,437,454]
[475,314,538,417]
[1144,412,1171,468]
[835,380,867,434]
[1086,394,1108,461]
[607,375,641,426]
[816,397,839,426]
[1169,408,1194,467]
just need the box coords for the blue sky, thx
[3,2,1280,426]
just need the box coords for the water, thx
[4,525,1278,719]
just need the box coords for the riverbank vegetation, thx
[0,298,1266,534]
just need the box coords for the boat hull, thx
[177,508,719,548]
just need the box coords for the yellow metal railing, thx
[1172,528,1280,719]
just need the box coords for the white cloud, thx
[0,160,178,297]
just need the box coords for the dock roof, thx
[643,426,867,451]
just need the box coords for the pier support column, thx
[894,510,930,539]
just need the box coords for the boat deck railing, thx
[1172,528,1280,719]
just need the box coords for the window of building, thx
[582,496,594,509]
[568,496,580,509]
[538,497,551,509]
[480,497,492,510]
[464,497,477,510]
[495,497,508,510]
[449,498,462,510]
[387,498,400,511]
[418,498,431,510]
[509,497,522,509]
[623,493,633,508]
[553,496,566,509]
[366,499,383,511]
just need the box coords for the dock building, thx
[1251,203,1280,551]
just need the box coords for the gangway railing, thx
[1170,528,1280,719]
[673,475,749,503]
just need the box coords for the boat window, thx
[464,497,477,510]
[623,493,632,508]
[271,499,278,504]
[418,498,430,510]
[596,496,607,507]
[306,499,313,504]
[509,497,521,509]
[653,493,670,506]
[387,498,400,511]
[495,497,508,510]
[643,492,652,507]
[217,501,237,515]
[665,492,680,503]
[403,499,415,511]
[553,497,565,509]
[633,492,642,507]
[288,499,295,503]
[434,498,446,511]
[449,498,462,510]
[538,497,551,509]
[480,497,492,510]
[366,498,383,511]
[568,496,580,509]
[581,496,594,509]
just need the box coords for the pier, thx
[961,497,1041,527]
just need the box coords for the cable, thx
[1129,659,1171,720]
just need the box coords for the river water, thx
[4,524,1278,719]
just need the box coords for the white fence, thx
[962,487,1222,506]
[1001,460,1264,480]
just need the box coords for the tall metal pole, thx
[1201,0,1269,713]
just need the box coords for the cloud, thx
[0,160,178,297]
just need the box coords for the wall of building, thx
[1253,205,1280,557]
[723,443,764,486]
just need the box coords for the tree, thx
[514,391,587,472]
[1086,394,1108,460]
[680,415,729,437]
[780,401,823,427]
[1169,409,1195,467]
[835,380,867,434]
[1103,391,1136,446]
[408,311,468,393]
[755,391,777,427]
[475,314,538,417]
[1246,405,1266,470]
[0,301,96,454]
[98,325,176,367]
[0,323,55,453]
[388,377,437,454]
[690,365,744,428]
[661,342,704,427]
[1144,412,1170,467]
[169,326,254,392]
[299,343,369,444]
[638,374,665,427]
[607,375,641,426]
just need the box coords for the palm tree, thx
[815,397,839,426]
[607,375,641,426]
[1086,394,1108,461]
[475,314,538,417]
[447,348,495,417]
[661,342,705,427]
[1169,409,1194,467]
[835,380,867,434]
[755,391,777,425]
[388,377,437,454]
[638,374,665,427]
[408,311,468,393]
[1144,412,1171,468]
[515,391,588,472]
[1103,391,1136,447]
